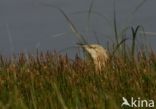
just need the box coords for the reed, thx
[0,50,155,109]
[0,1,154,109]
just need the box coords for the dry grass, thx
[0,50,156,109]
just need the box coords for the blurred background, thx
[0,0,155,56]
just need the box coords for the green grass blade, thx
[40,3,88,44]
[113,0,118,45]
[87,0,94,32]
[71,10,112,28]
[52,83,68,109]
[123,0,148,28]
[111,38,128,58]
[57,8,88,44]
[87,0,100,44]
[131,25,144,58]
[131,0,148,15]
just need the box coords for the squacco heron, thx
[80,44,109,72]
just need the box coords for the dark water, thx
[0,0,156,56]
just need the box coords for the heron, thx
[79,44,109,72]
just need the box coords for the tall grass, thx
[131,25,144,59]
[42,0,148,58]
[0,50,156,109]
[0,1,155,109]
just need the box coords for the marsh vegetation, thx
[0,0,156,109]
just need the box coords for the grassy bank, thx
[0,50,156,109]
